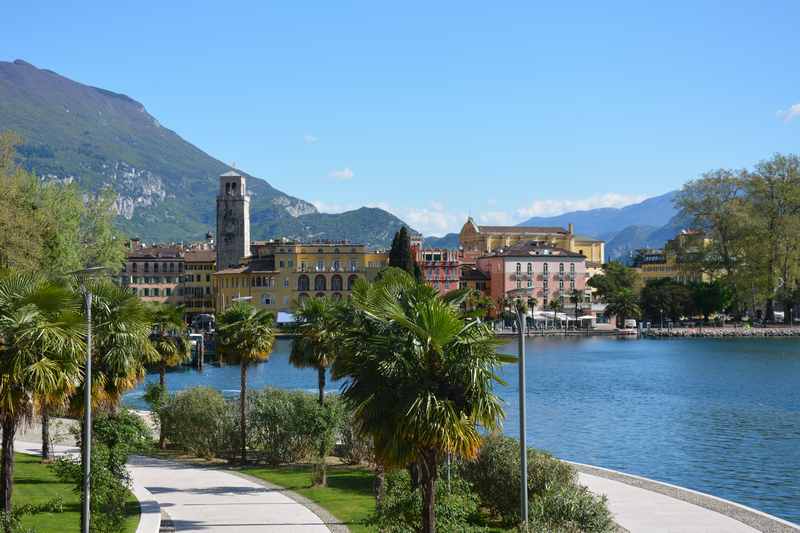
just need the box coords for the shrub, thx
[372,470,486,533]
[245,388,344,466]
[93,409,153,454]
[460,434,613,532]
[160,387,234,458]
[337,411,373,465]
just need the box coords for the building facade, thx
[476,242,589,312]
[216,170,251,270]
[120,244,184,304]
[181,249,216,316]
[213,240,388,313]
[459,218,604,270]
[415,248,461,294]
[634,230,712,283]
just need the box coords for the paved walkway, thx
[128,455,330,533]
[578,472,760,533]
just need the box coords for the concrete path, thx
[579,472,761,533]
[127,455,331,533]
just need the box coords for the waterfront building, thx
[634,230,712,283]
[181,249,216,317]
[459,264,490,293]
[120,244,184,303]
[213,240,388,313]
[415,247,461,294]
[216,170,251,270]
[475,241,589,313]
[458,218,604,273]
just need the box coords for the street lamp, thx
[67,266,109,533]
[504,288,530,528]
[660,308,664,331]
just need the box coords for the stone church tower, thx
[216,170,251,270]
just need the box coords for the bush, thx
[461,434,613,532]
[160,387,235,458]
[372,470,486,533]
[337,411,373,465]
[245,388,344,466]
[93,409,153,453]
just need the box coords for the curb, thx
[569,461,800,533]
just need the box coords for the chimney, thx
[568,223,574,235]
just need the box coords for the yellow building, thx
[213,240,388,313]
[181,250,216,317]
[459,218,605,271]
[635,230,712,283]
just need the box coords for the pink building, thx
[415,248,461,294]
[476,241,589,311]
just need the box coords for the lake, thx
[123,336,800,524]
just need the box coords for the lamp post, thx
[67,266,108,533]
[660,308,664,331]
[505,288,530,528]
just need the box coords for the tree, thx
[547,298,563,329]
[290,297,344,486]
[587,261,639,301]
[389,226,418,277]
[639,278,693,323]
[570,289,583,321]
[147,303,191,448]
[690,281,731,321]
[0,271,84,511]
[216,302,275,463]
[604,289,641,327]
[333,269,509,533]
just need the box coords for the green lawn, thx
[242,464,376,533]
[13,452,140,533]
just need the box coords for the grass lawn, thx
[242,464,376,533]
[13,452,140,533]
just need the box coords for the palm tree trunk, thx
[41,408,51,461]
[374,462,385,510]
[1,417,17,513]
[317,367,325,406]
[240,362,247,464]
[421,449,438,533]
[159,362,166,388]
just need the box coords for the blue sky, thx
[3,2,799,235]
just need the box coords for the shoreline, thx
[643,327,800,338]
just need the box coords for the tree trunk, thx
[374,462,385,510]
[421,450,438,533]
[317,367,325,406]
[159,362,166,388]
[41,408,51,461]
[1,417,17,513]
[240,363,247,464]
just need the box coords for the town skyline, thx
[4,2,799,236]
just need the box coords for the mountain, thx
[0,59,412,246]
[423,233,460,249]
[256,207,410,249]
[517,191,679,238]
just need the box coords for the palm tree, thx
[605,288,641,327]
[0,271,84,511]
[216,302,275,463]
[148,303,191,388]
[147,302,191,448]
[570,288,583,321]
[290,297,341,405]
[71,280,158,415]
[547,298,563,329]
[333,268,510,533]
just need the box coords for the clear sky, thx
[3,2,799,235]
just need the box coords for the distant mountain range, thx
[0,59,413,247]
[423,192,689,261]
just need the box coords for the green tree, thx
[587,261,639,301]
[689,281,731,321]
[0,271,84,512]
[216,302,275,463]
[389,226,418,278]
[604,289,641,327]
[639,279,693,323]
[147,303,191,448]
[333,269,510,533]
[290,296,345,486]
[570,289,583,321]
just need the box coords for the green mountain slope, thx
[0,59,413,246]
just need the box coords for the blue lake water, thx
[123,336,800,524]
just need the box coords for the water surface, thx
[124,336,800,524]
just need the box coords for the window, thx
[279,260,285,268]
[347,275,358,290]
[132,263,137,272]
[262,294,273,306]
[543,263,549,273]
[298,275,310,291]
[206,274,210,282]
[316,260,324,272]
[288,260,294,268]
[166,288,172,296]
[284,278,289,288]
[559,263,564,272]
[314,275,327,291]
[570,263,575,272]
[143,288,150,297]
[153,288,160,296]
[169,263,175,272]
[333,260,341,271]
[516,263,521,273]
[300,261,307,272]
[527,279,532,288]
[255,277,262,288]
[527,263,532,273]
[331,275,343,291]
[144,263,150,273]
[516,280,521,289]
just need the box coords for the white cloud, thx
[328,167,354,180]
[303,134,319,144]
[777,104,800,123]
[515,193,649,219]
[401,203,466,237]
[477,211,514,226]
[311,200,356,213]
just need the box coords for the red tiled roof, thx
[477,225,568,234]
[184,250,216,262]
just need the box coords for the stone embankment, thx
[645,327,800,338]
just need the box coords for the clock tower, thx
[216,170,251,270]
